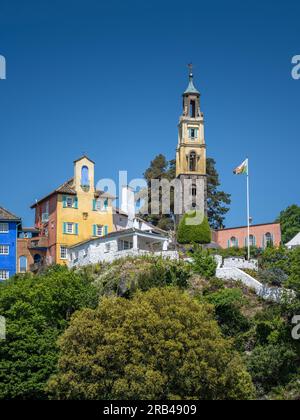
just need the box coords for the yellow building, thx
[31,156,115,265]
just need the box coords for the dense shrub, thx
[203,288,251,336]
[246,344,298,394]
[191,245,217,279]
[47,288,255,400]
[82,256,192,298]
[257,268,288,287]
[177,212,211,244]
[0,266,98,399]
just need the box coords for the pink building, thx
[214,222,281,249]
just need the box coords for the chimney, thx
[121,186,135,226]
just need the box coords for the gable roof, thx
[0,206,21,221]
[74,155,95,164]
[31,178,76,208]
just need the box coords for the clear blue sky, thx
[0,0,299,227]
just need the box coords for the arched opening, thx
[249,235,255,246]
[34,254,41,264]
[81,166,90,188]
[230,236,238,247]
[265,232,273,247]
[19,256,27,273]
[189,100,196,118]
[189,152,197,171]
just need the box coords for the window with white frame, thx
[66,197,74,208]
[0,245,9,255]
[66,223,74,234]
[0,223,9,233]
[118,240,133,251]
[0,270,9,280]
[104,242,111,253]
[60,246,67,260]
[96,225,103,236]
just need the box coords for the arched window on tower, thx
[192,184,197,196]
[81,166,90,188]
[189,100,196,118]
[189,152,197,171]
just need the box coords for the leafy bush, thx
[47,288,255,400]
[0,265,98,399]
[84,256,192,298]
[257,268,288,287]
[177,212,211,244]
[191,245,217,279]
[203,288,251,336]
[246,344,298,394]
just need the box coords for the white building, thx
[68,227,174,268]
[286,232,300,249]
[67,186,176,267]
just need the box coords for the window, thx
[0,270,9,280]
[230,237,238,247]
[60,246,67,260]
[189,151,197,171]
[63,222,78,235]
[246,235,256,247]
[188,128,198,139]
[265,232,273,247]
[19,256,27,273]
[42,201,49,223]
[119,240,133,251]
[63,196,78,209]
[104,243,111,253]
[93,199,108,211]
[0,245,9,255]
[66,223,73,234]
[94,224,103,237]
[0,223,8,233]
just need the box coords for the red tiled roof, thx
[0,206,21,221]
[31,178,76,208]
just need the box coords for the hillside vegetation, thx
[0,246,299,400]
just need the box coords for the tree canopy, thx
[141,154,231,230]
[0,266,98,399]
[177,212,212,244]
[47,288,254,400]
[277,204,300,244]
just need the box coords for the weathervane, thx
[188,63,193,75]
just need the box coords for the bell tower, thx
[176,65,207,217]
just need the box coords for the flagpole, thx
[246,158,250,260]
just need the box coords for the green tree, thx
[0,266,98,399]
[141,154,231,230]
[177,212,211,244]
[277,204,300,244]
[47,288,255,400]
[206,158,231,229]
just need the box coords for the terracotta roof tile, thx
[0,206,21,221]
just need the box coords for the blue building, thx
[0,207,21,280]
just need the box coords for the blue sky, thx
[0,0,299,227]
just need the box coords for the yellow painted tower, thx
[176,66,207,216]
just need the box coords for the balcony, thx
[28,237,49,250]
